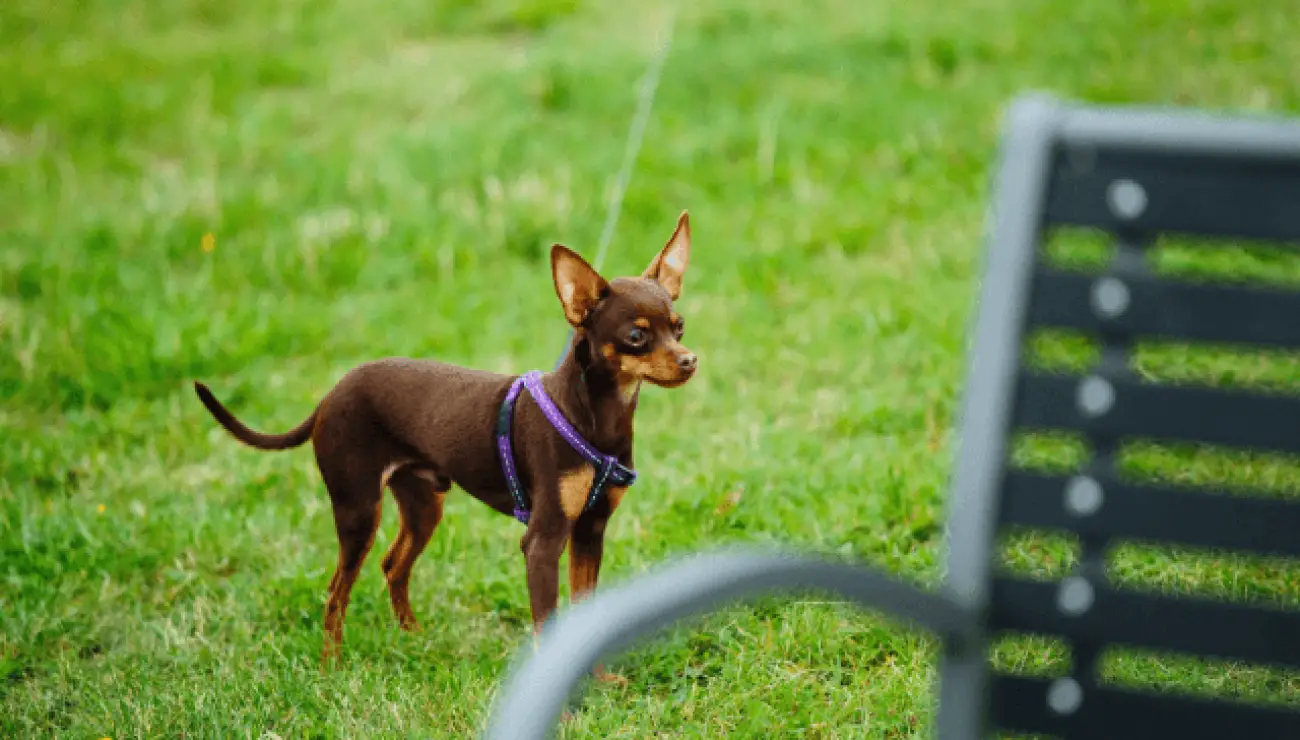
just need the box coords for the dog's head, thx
[551,211,697,391]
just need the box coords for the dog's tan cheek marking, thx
[559,467,597,520]
[602,343,617,360]
[618,355,647,399]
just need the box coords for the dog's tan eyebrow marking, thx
[634,317,651,329]
[670,313,681,324]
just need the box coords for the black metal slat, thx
[1027,268,1300,349]
[1000,471,1300,559]
[1014,372,1300,454]
[991,577,1300,670]
[1043,149,1300,242]
[990,674,1300,739]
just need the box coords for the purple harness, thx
[495,371,637,524]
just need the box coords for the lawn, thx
[3,0,1300,737]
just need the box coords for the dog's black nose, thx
[678,353,698,372]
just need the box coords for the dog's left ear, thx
[642,211,690,300]
[552,244,610,327]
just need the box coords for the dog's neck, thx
[549,334,637,457]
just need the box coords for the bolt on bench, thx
[482,93,1300,740]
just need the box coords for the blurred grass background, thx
[3,0,1300,736]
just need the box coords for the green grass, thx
[4,0,1300,736]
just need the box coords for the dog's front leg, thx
[520,512,572,637]
[568,513,606,605]
[569,513,627,684]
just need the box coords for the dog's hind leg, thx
[380,467,447,631]
[318,455,385,666]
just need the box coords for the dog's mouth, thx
[646,366,696,388]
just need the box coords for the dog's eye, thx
[672,319,685,339]
[626,327,648,345]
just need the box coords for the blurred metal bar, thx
[935,92,1064,740]
[481,549,975,740]
[1054,101,1300,158]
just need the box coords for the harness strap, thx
[495,371,638,525]
[495,376,531,523]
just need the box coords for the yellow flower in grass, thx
[201,232,216,253]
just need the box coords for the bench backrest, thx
[943,95,1300,738]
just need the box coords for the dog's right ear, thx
[551,244,609,327]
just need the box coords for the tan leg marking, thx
[606,485,628,513]
[572,545,628,686]
[569,547,599,603]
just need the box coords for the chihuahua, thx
[194,212,697,668]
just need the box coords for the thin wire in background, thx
[554,9,678,369]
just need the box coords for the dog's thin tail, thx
[194,382,318,451]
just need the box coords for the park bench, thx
[482,93,1300,739]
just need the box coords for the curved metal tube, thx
[481,548,976,740]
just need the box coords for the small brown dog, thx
[195,212,697,666]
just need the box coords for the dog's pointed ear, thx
[551,244,609,327]
[643,210,690,300]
